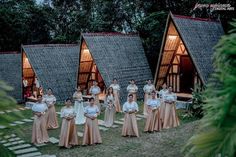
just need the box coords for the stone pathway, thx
[0,107,33,130]
[0,133,56,157]
[0,107,29,115]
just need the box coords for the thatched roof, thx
[155,13,224,85]
[80,33,153,102]
[0,52,22,101]
[22,44,80,101]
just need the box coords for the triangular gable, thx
[22,44,80,101]
[155,13,224,88]
[79,33,153,102]
[171,14,224,84]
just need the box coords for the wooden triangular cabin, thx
[154,13,224,100]
[0,51,22,101]
[77,33,153,103]
[21,44,80,101]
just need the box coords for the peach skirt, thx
[143,93,151,115]
[32,114,49,144]
[144,108,162,132]
[46,105,59,129]
[59,118,78,148]
[163,102,180,129]
[128,93,137,102]
[113,90,121,112]
[104,106,115,127]
[160,101,166,124]
[122,113,139,137]
[82,118,102,145]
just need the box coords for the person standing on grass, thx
[122,94,139,137]
[31,95,49,144]
[103,87,116,127]
[143,79,155,116]
[144,91,162,133]
[89,81,101,111]
[109,78,121,113]
[127,79,138,102]
[73,86,86,125]
[158,83,168,126]
[163,87,180,129]
[83,97,102,145]
[43,88,59,129]
[59,98,79,148]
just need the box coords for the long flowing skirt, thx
[74,101,86,125]
[113,90,121,112]
[122,113,139,137]
[163,102,180,129]
[82,118,102,145]
[144,108,162,132]
[104,106,115,127]
[143,93,151,115]
[59,118,78,148]
[128,93,137,102]
[46,105,59,129]
[159,100,166,125]
[32,114,49,144]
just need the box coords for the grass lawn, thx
[0,102,199,157]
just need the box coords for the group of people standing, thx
[30,78,180,149]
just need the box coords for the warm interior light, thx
[168,35,177,40]
[83,49,89,53]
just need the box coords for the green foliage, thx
[183,85,205,119]
[183,19,236,157]
[0,81,23,156]
[137,11,168,73]
[0,144,14,157]
[0,0,235,74]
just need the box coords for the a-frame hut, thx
[22,44,80,101]
[154,13,224,98]
[77,33,153,103]
[0,51,22,101]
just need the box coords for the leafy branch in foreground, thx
[183,19,236,157]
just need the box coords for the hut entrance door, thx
[180,56,194,93]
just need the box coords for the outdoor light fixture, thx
[83,49,89,53]
[168,35,177,40]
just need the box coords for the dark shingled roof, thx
[171,14,224,84]
[0,52,22,101]
[81,33,153,103]
[22,44,80,101]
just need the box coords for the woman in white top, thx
[103,87,116,127]
[163,87,180,129]
[122,94,139,137]
[158,83,169,125]
[144,91,162,132]
[73,86,86,125]
[83,97,102,145]
[109,78,121,112]
[31,95,49,144]
[143,79,155,116]
[59,98,78,148]
[127,79,138,102]
[89,81,101,111]
[43,88,58,129]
